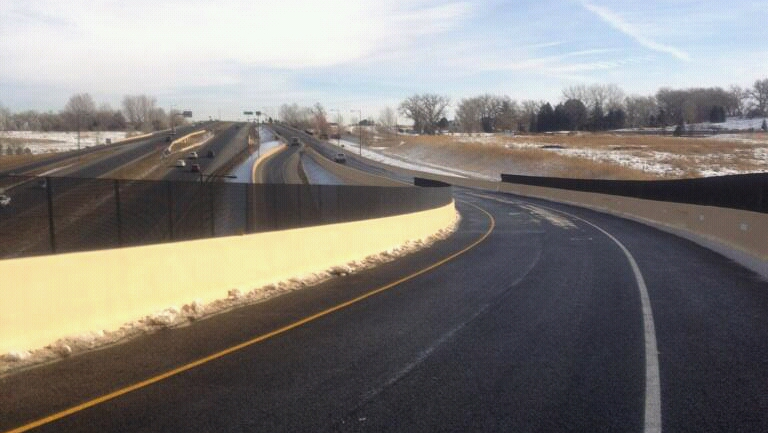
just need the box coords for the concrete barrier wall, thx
[495,182,768,265]
[0,201,457,354]
[370,164,768,279]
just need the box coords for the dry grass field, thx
[372,131,768,180]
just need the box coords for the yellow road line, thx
[5,200,495,433]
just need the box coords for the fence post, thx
[166,181,174,241]
[209,183,215,237]
[114,179,123,246]
[245,184,253,234]
[45,176,56,253]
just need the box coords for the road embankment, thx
[0,201,457,356]
[303,147,406,186]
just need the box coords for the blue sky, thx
[1,0,766,121]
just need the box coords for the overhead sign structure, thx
[182,110,193,117]
[243,111,254,115]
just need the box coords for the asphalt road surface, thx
[3,188,767,432]
[269,125,411,184]
[255,136,304,184]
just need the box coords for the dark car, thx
[206,150,215,158]
[334,153,347,163]
[190,163,201,173]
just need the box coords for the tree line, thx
[397,78,768,134]
[0,93,186,133]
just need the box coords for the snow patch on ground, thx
[0,211,461,375]
[0,131,129,154]
[332,139,499,180]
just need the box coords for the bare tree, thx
[749,78,768,117]
[0,103,9,131]
[311,103,329,135]
[563,83,625,112]
[64,93,96,149]
[378,106,397,131]
[562,84,588,104]
[729,85,748,117]
[398,95,426,133]
[279,103,313,129]
[399,94,451,134]
[455,97,483,133]
[122,94,159,132]
[496,98,519,132]
[624,95,658,128]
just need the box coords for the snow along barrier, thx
[0,201,457,355]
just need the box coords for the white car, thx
[187,151,199,159]
[0,194,10,207]
[175,159,186,168]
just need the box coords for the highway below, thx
[0,122,252,257]
[3,182,768,431]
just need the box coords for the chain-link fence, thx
[0,175,452,259]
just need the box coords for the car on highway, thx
[188,151,199,159]
[175,159,186,168]
[290,137,300,146]
[190,163,201,173]
[206,150,215,158]
[334,153,347,163]
[165,136,172,143]
[0,193,10,207]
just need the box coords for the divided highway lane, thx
[0,122,233,257]
[269,124,412,184]
[10,188,767,431]
[255,137,303,184]
[163,122,251,182]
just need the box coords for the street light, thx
[169,103,177,134]
[350,109,362,156]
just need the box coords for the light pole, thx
[350,109,362,155]
[169,104,177,134]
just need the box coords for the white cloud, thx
[0,0,473,92]
[579,1,691,61]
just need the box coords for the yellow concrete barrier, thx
[0,201,457,354]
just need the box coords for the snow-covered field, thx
[0,131,129,154]
[367,130,768,179]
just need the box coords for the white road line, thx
[537,204,662,433]
[38,163,74,177]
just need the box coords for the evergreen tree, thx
[588,104,604,131]
[673,121,685,137]
[537,103,555,132]
[709,106,726,123]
